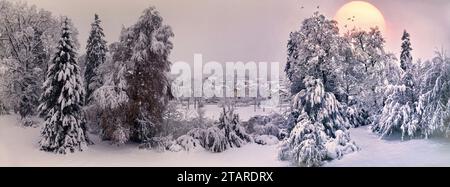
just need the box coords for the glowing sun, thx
[334,1,386,34]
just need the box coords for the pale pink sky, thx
[17,0,450,64]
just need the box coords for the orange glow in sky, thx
[334,1,387,34]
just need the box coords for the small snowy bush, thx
[217,107,253,148]
[279,113,327,167]
[345,106,370,128]
[176,135,202,151]
[204,127,228,153]
[324,130,359,159]
[245,113,286,136]
[187,128,208,147]
[254,135,279,145]
[111,125,130,145]
[0,100,8,115]
[181,107,254,153]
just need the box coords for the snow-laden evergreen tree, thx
[124,7,174,143]
[400,30,413,71]
[279,112,327,167]
[285,31,302,94]
[344,28,401,119]
[416,52,450,138]
[85,14,108,104]
[373,83,419,139]
[39,19,88,154]
[284,12,343,97]
[372,31,419,139]
[92,59,129,145]
[280,77,358,166]
[217,107,253,148]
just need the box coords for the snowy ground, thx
[0,114,288,167]
[326,127,450,167]
[2,104,450,167]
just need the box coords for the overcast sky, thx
[18,0,450,64]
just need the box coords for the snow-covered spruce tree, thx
[400,30,413,72]
[279,112,327,167]
[85,14,108,104]
[124,7,174,144]
[285,31,302,94]
[279,77,358,166]
[372,30,419,139]
[39,19,89,154]
[217,107,253,148]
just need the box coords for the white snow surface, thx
[0,114,288,167]
[3,105,450,167]
[326,127,450,167]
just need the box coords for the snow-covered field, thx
[0,114,288,167]
[326,127,450,167]
[2,105,450,167]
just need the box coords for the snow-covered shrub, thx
[245,115,272,133]
[110,124,130,145]
[181,107,253,153]
[372,85,419,139]
[176,135,202,151]
[168,143,183,152]
[186,127,228,153]
[253,124,281,138]
[345,105,370,128]
[0,100,8,115]
[325,130,359,160]
[415,53,450,138]
[279,113,327,167]
[254,135,279,145]
[204,127,228,153]
[20,117,34,127]
[187,128,208,147]
[217,107,253,148]
[245,113,287,139]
